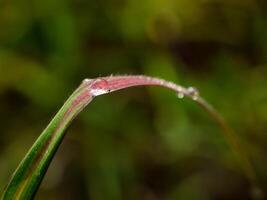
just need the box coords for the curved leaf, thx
[1,75,259,200]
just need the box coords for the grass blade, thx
[1,75,260,199]
[1,80,94,199]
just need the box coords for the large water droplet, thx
[90,78,111,97]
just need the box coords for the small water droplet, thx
[82,78,92,84]
[187,87,199,100]
[177,92,184,99]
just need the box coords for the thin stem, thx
[85,76,257,183]
[87,75,259,186]
[195,97,263,199]
[195,97,257,182]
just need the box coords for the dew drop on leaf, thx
[90,78,111,96]
[177,92,184,99]
[187,87,199,100]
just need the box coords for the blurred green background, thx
[1,0,267,199]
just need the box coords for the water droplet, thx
[89,78,111,96]
[187,87,199,100]
[177,92,184,99]
[83,78,92,83]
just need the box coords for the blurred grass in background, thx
[1,0,267,199]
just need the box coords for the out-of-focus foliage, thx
[0,0,267,199]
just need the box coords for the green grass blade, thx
[1,80,93,200]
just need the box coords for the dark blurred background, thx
[1,0,267,199]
